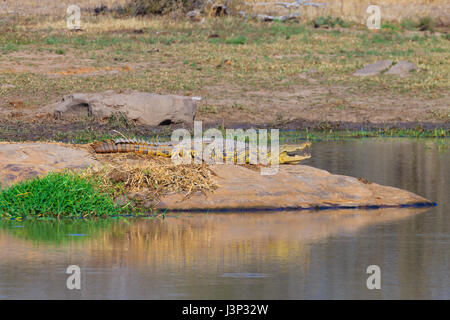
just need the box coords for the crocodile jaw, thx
[278,142,311,164]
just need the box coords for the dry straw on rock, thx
[81,153,218,206]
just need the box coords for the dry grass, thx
[80,153,218,206]
[3,0,449,24]
[0,0,129,15]
[0,13,448,127]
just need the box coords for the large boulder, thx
[0,143,98,188]
[157,164,432,211]
[353,60,392,76]
[42,91,197,126]
[385,60,418,76]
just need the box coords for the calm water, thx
[0,138,448,299]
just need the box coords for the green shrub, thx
[0,172,121,219]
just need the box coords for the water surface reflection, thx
[0,138,448,299]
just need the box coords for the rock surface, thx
[0,143,98,187]
[157,164,432,211]
[385,60,418,76]
[353,60,392,76]
[41,90,197,126]
[0,143,432,211]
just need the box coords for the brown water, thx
[0,138,448,299]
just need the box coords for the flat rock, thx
[0,143,98,187]
[353,60,392,76]
[385,60,417,76]
[157,164,432,211]
[41,90,197,126]
[0,144,432,211]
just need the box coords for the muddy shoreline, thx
[0,119,448,143]
[204,119,450,131]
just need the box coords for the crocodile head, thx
[278,141,311,164]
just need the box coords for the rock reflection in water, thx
[0,207,426,275]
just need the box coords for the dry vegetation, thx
[82,153,218,207]
[0,2,449,134]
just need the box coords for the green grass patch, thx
[0,172,124,219]
[381,22,399,31]
[225,35,248,45]
[1,42,20,53]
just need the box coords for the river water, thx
[0,138,448,299]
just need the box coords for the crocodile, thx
[91,139,311,164]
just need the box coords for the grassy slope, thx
[0,15,448,136]
[1,16,448,97]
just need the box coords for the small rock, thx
[1,84,15,89]
[385,61,417,76]
[353,60,393,76]
[186,10,203,22]
[255,13,301,22]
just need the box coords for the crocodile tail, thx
[91,140,152,154]
[91,140,119,153]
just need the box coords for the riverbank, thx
[1,15,448,132]
[0,119,448,145]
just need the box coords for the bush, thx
[400,17,436,32]
[382,22,399,31]
[417,17,435,31]
[401,18,417,30]
[129,0,202,15]
[334,17,350,28]
[313,16,350,28]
